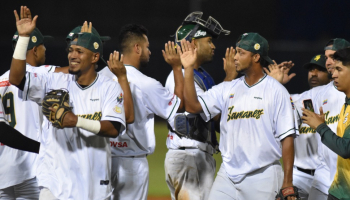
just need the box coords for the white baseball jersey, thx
[0,64,56,189]
[22,72,126,200]
[198,74,296,183]
[291,85,324,170]
[312,81,344,194]
[99,65,180,156]
[165,69,214,153]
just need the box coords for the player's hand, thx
[81,21,92,33]
[107,51,127,79]
[280,61,296,84]
[48,106,77,128]
[178,39,197,69]
[162,41,182,69]
[14,6,38,37]
[302,107,325,129]
[264,60,284,83]
[223,47,238,81]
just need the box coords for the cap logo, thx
[69,33,74,36]
[31,36,37,43]
[254,43,260,50]
[194,30,207,38]
[314,55,321,61]
[13,35,18,39]
[93,42,99,50]
[243,33,248,36]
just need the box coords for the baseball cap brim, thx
[262,56,274,65]
[303,63,327,70]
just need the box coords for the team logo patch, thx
[69,32,74,36]
[323,99,328,105]
[93,42,99,49]
[290,97,295,109]
[254,43,260,50]
[314,55,321,61]
[343,113,348,124]
[229,94,234,99]
[31,36,37,43]
[13,35,18,39]
[114,106,122,114]
[117,93,123,104]
[194,30,207,38]
[0,81,11,87]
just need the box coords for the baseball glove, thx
[42,89,72,129]
[275,186,301,200]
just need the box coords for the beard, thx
[328,71,333,79]
[69,69,81,75]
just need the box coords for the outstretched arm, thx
[162,41,184,112]
[178,40,203,114]
[107,51,134,124]
[10,6,38,86]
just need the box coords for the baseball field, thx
[147,121,223,199]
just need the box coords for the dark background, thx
[2,0,350,94]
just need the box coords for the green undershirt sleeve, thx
[316,123,350,159]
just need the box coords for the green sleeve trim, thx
[277,128,295,138]
[25,73,30,101]
[198,95,211,119]
[48,66,54,72]
[166,96,179,120]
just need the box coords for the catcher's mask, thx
[174,11,230,47]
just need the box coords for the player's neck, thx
[244,67,265,86]
[75,68,97,86]
[123,54,140,70]
[26,56,39,67]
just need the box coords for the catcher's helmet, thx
[175,11,230,47]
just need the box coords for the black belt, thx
[297,167,315,176]
[178,147,197,150]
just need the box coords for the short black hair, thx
[333,47,350,67]
[118,24,148,53]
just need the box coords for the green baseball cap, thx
[236,32,273,64]
[303,54,327,70]
[324,38,350,51]
[176,24,213,41]
[70,33,107,66]
[12,28,52,50]
[66,26,111,42]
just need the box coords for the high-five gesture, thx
[162,41,182,69]
[107,51,126,79]
[177,39,197,69]
[264,60,284,83]
[14,6,38,37]
[81,21,92,33]
[223,47,238,81]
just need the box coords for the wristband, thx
[13,36,30,60]
[76,117,101,134]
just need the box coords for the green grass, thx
[147,121,222,197]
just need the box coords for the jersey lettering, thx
[1,92,17,127]
[110,141,128,147]
[324,111,340,125]
[77,112,102,120]
[167,134,173,140]
[227,106,264,122]
[299,126,316,134]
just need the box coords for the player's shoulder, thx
[98,66,113,78]
[126,66,162,90]
[0,70,10,79]
[26,64,56,73]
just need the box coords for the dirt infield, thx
[148,196,171,200]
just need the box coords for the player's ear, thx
[91,53,100,64]
[191,39,197,48]
[32,46,38,56]
[253,53,260,63]
[134,43,141,55]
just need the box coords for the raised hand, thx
[280,61,296,84]
[162,41,182,69]
[81,21,92,33]
[223,47,238,81]
[264,60,284,83]
[177,39,197,69]
[107,51,126,79]
[302,107,325,130]
[14,6,38,37]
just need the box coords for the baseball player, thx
[289,55,330,199]
[302,47,350,200]
[179,33,298,199]
[164,12,233,200]
[9,6,132,200]
[98,24,183,200]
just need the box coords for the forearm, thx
[98,121,120,138]
[74,116,120,138]
[0,122,40,153]
[184,68,202,114]
[317,123,350,158]
[118,77,134,124]
[281,136,294,186]
[10,36,28,86]
[173,67,185,112]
